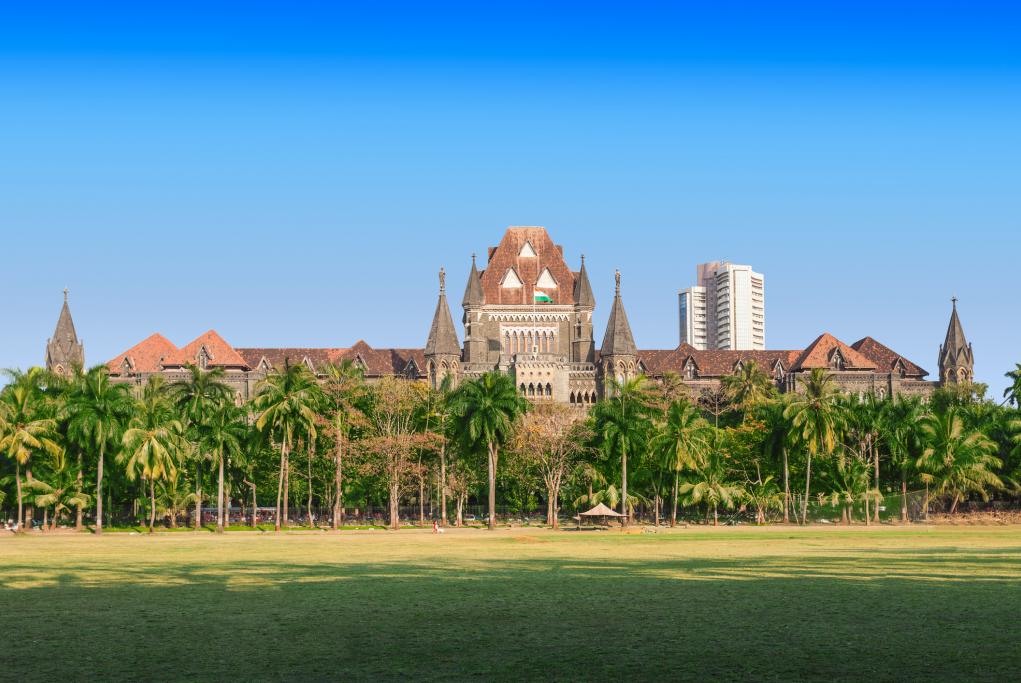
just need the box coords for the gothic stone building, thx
[48,226,972,403]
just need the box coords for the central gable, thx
[479,227,576,305]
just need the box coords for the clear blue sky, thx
[1,1,1019,395]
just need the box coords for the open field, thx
[3,526,1021,681]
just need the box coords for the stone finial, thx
[64,287,69,302]
[615,269,621,295]
[439,267,446,294]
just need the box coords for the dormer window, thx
[829,349,844,371]
[198,347,210,370]
[518,241,537,257]
[501,268,523,289]
[684,360,697,380]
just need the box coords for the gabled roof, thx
[478,227,576,305]
[162,330,249,369]
[600,272,637,357]
[789,333,875,372]
[107,333,178,375]
[851,336,928,378]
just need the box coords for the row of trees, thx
[3,361,1021,532]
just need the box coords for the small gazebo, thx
[576,503,626,528]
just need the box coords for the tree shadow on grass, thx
[3,549,1021,682]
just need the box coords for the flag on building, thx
[533,291,553,303]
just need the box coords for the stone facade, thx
[46,226,966,405]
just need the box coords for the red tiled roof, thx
[789,333,875,372]
[107,333,178,375]
[479,227,577,306]
[161,330,249,369]
[851,336,928,378]
[236,341,426,378]
[638,346,799,378]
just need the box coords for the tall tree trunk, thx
[782,447,790,524]
[149,478,157,533]
[283,451,290,528]
[193,461,202,530]
[96,445,105,535]
[332,424,343,530]
[419,475,425,525]
[306,442,314,528]
[671,470,679,527]
[950,493,961,514]
[552,490,559,530]
[389,484,400,530]
[456,493,464,527]
[75,452,84,531]
[275,439,288,532]
[801,453,812,525]
[487,441,497,530]
[246,479,257,528]
[901,469,908,523]
[440,442,447,526]
[873,437,881,522]
[620,444,628,525]
[653,492,660,527]
[924,482,929,522]
[15,462,24,533]
[217,450,225,533]
[713,503,718,527]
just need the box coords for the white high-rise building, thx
[679,261,765,350]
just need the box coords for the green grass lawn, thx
[2,526,1020,681]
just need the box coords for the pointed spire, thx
[426,267,461,357]
[600,270,637,356]
[46,289,84,372]
[573,254,595,308]
[462,253,484,307]
[942,295,970,358]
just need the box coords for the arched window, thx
[569,392,576,404]
[546,383,552,397]
[528,383,535,396]
[520,383,527,395]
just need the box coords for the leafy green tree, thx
[721,360,776,413]
[679,448,744,526]
[321,359,367,529]
[449,372,526,530]
[23,454,91,531]
[883,396,927,522]
[169,365,234,529]
[253,364,324,530]
[818,453,878,524]
[120,379,186,532]
[756,397,794,522]
[653,398,709,527]
[65,365,133,534]
[592,376,656,523]
[784,368,844,524]
[918,408,1003,513]
[201,402,246,532]
[1,372,62,530]
[745,475,783,524]
[1003,364,1021,408]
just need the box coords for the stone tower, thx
[599,270,638,396]
[424,268,461,390]
[572,255,596,365]
[46,288,85,377]
[938,297,974,385]
[461,254,487,367]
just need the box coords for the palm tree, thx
[679,449,744,526]
[593,376,656,523]
[818,453,877,524]
[169,365,234,529]
[653,399,709,527]
[745,475,783,525]
[721,360,776,412]
[321,359,366,530]
[120,383,185,533]
[883,396,926,522]
[252,364,324,531]
[0,375,62,530]
[64,365,133,534]
[1003,364,1021,407]
[783,368,844,525]
[757,397,794,522]
[449,372,526,530]
[917,408,1002,513]
[202,403,247,532]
